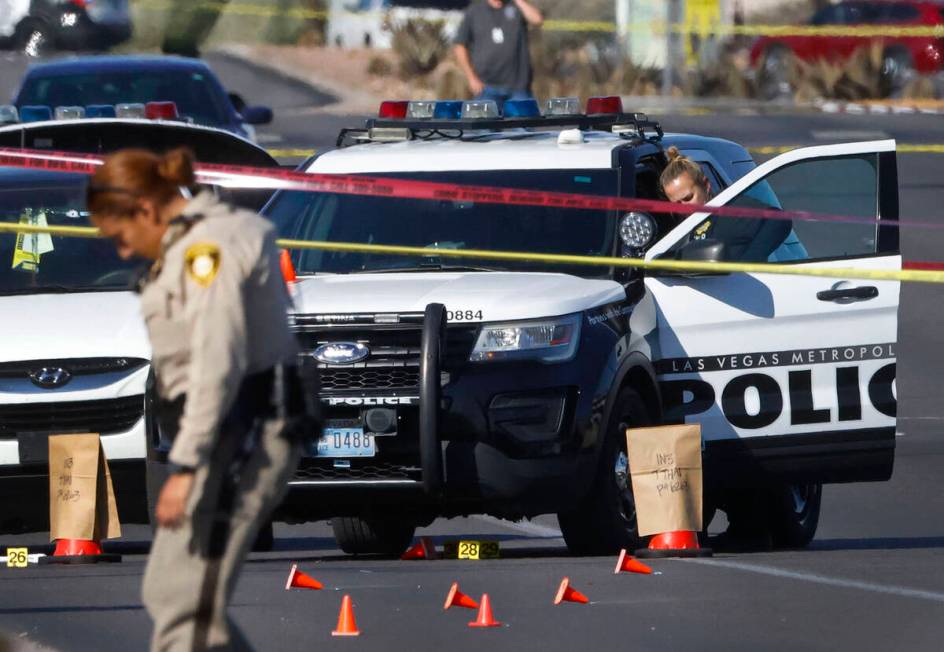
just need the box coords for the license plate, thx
[314,427,375,458]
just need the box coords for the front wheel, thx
[331,515,416,557]
[769,483,822,548]
[558,388,653,555]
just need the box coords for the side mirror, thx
[654,238,728,277]
[676,238,725,262]
[227,92,247,113]
[241,105,273,125]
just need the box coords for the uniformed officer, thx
[659,146,806,262]
[87,147,314,651]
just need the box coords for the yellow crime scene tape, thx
[132,1,944,37]
[2,221,943,285]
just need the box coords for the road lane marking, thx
[688,558,944,604]
[471,515,564,539]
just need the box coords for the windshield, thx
[17,70,229,127]
[265,169,619,277]
[0,167,142,295]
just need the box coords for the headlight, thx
[619,212,656,249]
[470,314,581,363]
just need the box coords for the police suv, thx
[272,97,898,555]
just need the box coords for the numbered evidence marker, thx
[443,540,500,560]
[5,548,29,568]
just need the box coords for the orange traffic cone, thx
[468,594,501,628]
[41,538,121,565]
[635,531,712,558]
[553,577,589,605]
[279,249,297,284]
[401,536,437,560]
[285,563,323,591]
[613,548,653,575]
[444,582,479,610]
[332,595,361,637]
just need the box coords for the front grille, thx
[0,395,145,439]
[321,368,420,391]
[292,460,421,482]
[296,323,479,391]
[0,357,148,379]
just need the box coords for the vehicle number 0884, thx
[447,310,483,322]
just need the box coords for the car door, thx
[643,141,899,477]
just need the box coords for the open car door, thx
[644,140,899,487]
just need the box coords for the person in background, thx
[87,148,317,651]
[453,0,544,107]
[660,146,807,262]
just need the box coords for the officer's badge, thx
[693,220,712,240]
[185,242,221,287]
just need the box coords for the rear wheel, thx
[331,515,416,556]
[558,388,653,555]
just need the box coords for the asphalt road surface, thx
[1,51,943,651]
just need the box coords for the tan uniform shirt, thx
[139,191,298,469]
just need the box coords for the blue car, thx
[12,55,273,141]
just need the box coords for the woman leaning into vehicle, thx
[86,147,316,652]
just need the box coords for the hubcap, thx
[613,426,636,526]
[789,484,811,515]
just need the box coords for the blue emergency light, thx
[19,106,53,123]
[502,99,541,118]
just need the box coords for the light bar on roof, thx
[54,106,85,120]
[116,103,146,119]
[461,100,500,119]
[145,101,179,120]
[503,99,541,118]
[86,104,117,119]
[0,105,18,124]
[19,106,52,123]
[378,100,409,119]
[406,101,435,119]
[586,96,624,115]
[544,97,581,116]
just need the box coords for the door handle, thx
[816,286,879,303]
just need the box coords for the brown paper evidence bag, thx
[48,433,121,542]
[625,424,703,538]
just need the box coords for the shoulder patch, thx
[694,220,712,238]
[185,242,221,287]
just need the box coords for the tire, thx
[331,515,416,556]
[768,483,822,549]
[881,48,915,98]
[758,45,792,101]
[557,388,653,556]
[14,20,52,57]
[252,521,275,552]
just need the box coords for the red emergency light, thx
[145,101,179,121]
[378,101,410,120]
[586,96,624,115]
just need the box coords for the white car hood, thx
[0,292,149,362]
[290,272,625,321]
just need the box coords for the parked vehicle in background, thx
[327,0,468,48]
[751,0,944,98]
[0,0,132,57]
[12,56,273,142]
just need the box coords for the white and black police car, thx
[262,96,900,556]
[0,104,278,533]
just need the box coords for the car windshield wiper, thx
[350,264,500,274]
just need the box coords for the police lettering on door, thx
[657,343,896,436]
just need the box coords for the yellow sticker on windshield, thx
[185,242,221,287]
[11,210,54,272]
